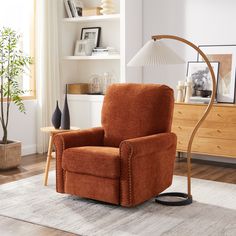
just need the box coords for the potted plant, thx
[0,28,32,170]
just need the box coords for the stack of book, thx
[92,48,109,56]
[92,47,118,56]
[64,0,83,18]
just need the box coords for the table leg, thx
[44,133,53,186]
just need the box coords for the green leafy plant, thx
[0,28,32,144]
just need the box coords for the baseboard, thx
[193,155,236,164]
[22,144,37,156]
[179,152,236,164]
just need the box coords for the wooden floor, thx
[0,153,235,236]
[175,156,236,184]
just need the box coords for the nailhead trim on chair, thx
[120,141,134,206]
[119,147,123,204]
[127,142,134,206]
[57,134,66,192]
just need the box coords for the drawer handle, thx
[178,126,182,130]
[217,145,221,149]
[178,111,182,114]
[217,113,222,117]
[217,129,221,133]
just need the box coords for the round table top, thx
[40,126,79,133]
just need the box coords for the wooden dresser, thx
[172,103,236,158]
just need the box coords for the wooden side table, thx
[41,126,79,186]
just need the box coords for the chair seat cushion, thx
[62,146,120,179]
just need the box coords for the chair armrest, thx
[119,133,177,207]
[53,127,104,193]
[54,127,104,151]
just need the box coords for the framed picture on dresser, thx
[187,61,219,97]
[197,44,236,103]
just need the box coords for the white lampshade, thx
[127,40,185,67]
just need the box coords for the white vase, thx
[184,81,193,103]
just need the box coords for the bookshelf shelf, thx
[62,14,120,23]
[63,54,120,60]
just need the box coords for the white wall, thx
[0,100,37,156]
[142,0,236,163]
[143,0,236,89]
[120,0,143,83]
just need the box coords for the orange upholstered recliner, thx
[54,84,177,207]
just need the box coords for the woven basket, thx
[0,141,21,170]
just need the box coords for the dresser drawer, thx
[208,106,236,124]
[174,104,236,123]
[172,120,236,140]
[173,103,236,158]
[192,137,236,157]
[176,136,236,158]
[174,104,203,121]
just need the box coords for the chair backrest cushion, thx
[101,83,174,147]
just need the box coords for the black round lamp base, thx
[155,192,193,206]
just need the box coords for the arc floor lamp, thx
[128,35,216,206]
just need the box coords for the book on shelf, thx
[64,0,83,18]
[73,0,83,16]
[68,0,78,17]
[64,0,73,18]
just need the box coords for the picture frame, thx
[74,40,87,56]
[187,61,219,97]
[81,27,101,47]
[197,45,236,103]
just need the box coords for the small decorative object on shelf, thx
[81,27,101,48]
[184,77,193,103]
[82,7,102,16]
[74,40,87,56]
[100,0,115,15]
[102,72,113,94]
[89,74,102,94]
[92,47,119,56]
[51,101,62,129]
[74,39,95,56]
[176,80,185,102]
[85,39,95,56]
[67,83,89,94]
[61,85,70,130]
[92,47,109,56]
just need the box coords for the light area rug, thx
[0,172,235,236]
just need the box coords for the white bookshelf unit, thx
[58,0,142,128]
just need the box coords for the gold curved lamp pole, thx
[128,35,216,205]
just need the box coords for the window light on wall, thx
[0,0,35,98]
